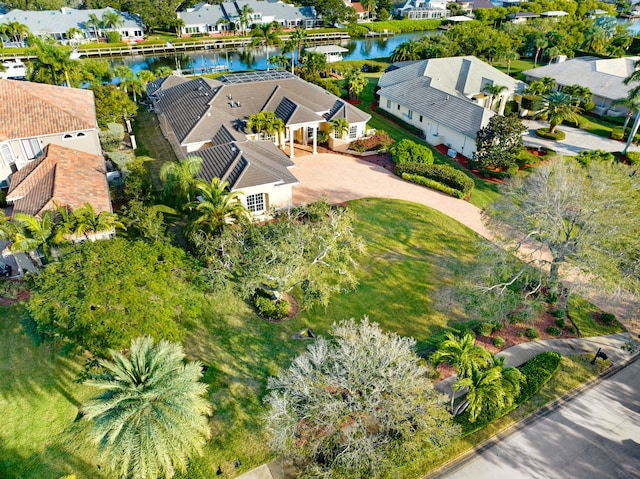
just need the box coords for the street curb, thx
[423,350,640,479]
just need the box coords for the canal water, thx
[117,30,438,74]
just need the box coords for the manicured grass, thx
[567,294,627,337]
[0,305,104,479]
[406,353,611,477]
[491,58,535,80]
[357,75,501,208]
[132,110,177,189]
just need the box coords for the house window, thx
[419,115,423,123]
[246,193,266,213]
[76,132,86,137]
[408,110,413,120]
[21,138,41,159]
[386,99,391,109]
[1,143,15,167]
[349,125,358,139]
[307,126,314,139]
[63,134,73,140]
[397,104,400,110]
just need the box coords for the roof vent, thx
[235,101,241,107]
[229,102,234,107]
[228,94,233,100]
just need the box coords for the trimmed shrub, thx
[550,308,566,319]
[391,139,434,164]
[491,319,504,331]
[106,31,121,43]
[99,122,125,152]
[555,318,567,328]
[546,326,562,336]
[106,151,133,172]
[626,151,640,166]
[401,173,465,199]
[611,128,625,141]
[493,336,505,347]
[348,130,394,152]
[317,130,329,144]
[575,149,614,167]
[516,351,562,402]
[516,150,542,167]
[395,162,474,196]
[477,321,494,337]
[600,312,616,325]
[526,327,539,339]
[535,128,566,141]
[546,290,559,303]
[254,294,290,320]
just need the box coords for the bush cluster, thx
[550,308,566,319]
[349,19,441,36]
[575,149,614,166]
[546,326,562,336]
[626,151,640,166]
[516,150,542,167]
[348,131,394,152]
[610,128,625,141]
[516,352,562,402]
[599,312,616,325]
[254,294,290,320]
[401,173,465,199]
[395,162,474,196]
[493,336,505,347]
[479,165,519,179]
[525,327,539,339]
[554,318,567,328]
[535,128,566,141]
[391,139,434,164]
[99,122,125,152]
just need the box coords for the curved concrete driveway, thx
[292,153,491,239]
[522,119,640,156]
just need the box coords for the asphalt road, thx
[438,358,640,479]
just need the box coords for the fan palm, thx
[536,91,581,134]
[159,156,203,211]
[345,68,367,101]
[186,177,250,236]
[82,336,211,479]
[251,22,282,71]
[503,50,519,75]
[72,203,124,239]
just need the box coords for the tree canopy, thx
[473,115,526,170]
[91,84,138,128]
[26,238,200,358]
[265,317,459,478]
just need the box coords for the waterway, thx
[117,30,438,74]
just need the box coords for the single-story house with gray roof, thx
[0,7,144,46]
[178,0,321,36]
[522,56,640,116]
[148,71,370,214]
[377,56,525,157]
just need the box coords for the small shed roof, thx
[305,45,348,54]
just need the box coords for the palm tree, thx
[503,50,520,75]
[247,111,285,144]
[431,331,492,410]
[113,64,134,86]
[268,54,289,70]
[29,37,80,87]
[239,4,254,36]
[482,84,508,111]
[562,84,592,109]
[86,13,102,40]
[251,22,282,71]
[101,10,123,33]
[154,65,174,77]
[65,27,83,47]
[582,25,607,54]
[159,156,203,211]
[331,118,350,140]
[345,68,367,101]
[391,40,421,62]
[82,336,211,479]
[11,211,58,262]
[282,37,297,74]
[290,28,308,67]
[532,33,548,68]
[545,46,561,65]
[612,90,640,132]
[360,0,375,19]
[537,91,581,134]
[122,75,145,102]
[72,203,124,239]
[3,21,30,46]
[186,178,251,236]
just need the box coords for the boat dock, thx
[364,30,395,37]
[0,32,350,61]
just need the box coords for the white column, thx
[290,127,295,158]
[498,95,506,116]
[312,126,317,154]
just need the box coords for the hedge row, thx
[395,162,475,196]
[348,19,441,36]
[401,173,465,199]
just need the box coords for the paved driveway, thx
[433,357,640,479]
[522,119,640,156]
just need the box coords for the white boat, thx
[0,60,27,80]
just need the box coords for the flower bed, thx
[348,130,394,153]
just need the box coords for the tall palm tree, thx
[345,68,367,101]
[283,37,297,74]
[3,21,30,46]
[247,111,285,143]
[391,40,421,62]
[86,13,102,40]
[186,178,250,236]
[290,28,308,67]
[431,331,492,410]
[72,203,124,239]
[532,33,548,68]
[251,22,282,71]
[239,4,254,36]
[503,50,520,75]
[154,65,174,77]
[360,0,375,19]
[612,90,640,133]
[101,11,123,32]
[11,211,58,261]
[29,37,80,87]
[159,156,203,211]
[562,84,592,109]
[482,84,508,111]
[537,91,581,134]
[82,336,211,479]
[331,118,350,140]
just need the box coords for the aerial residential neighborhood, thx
[0,1,639,479]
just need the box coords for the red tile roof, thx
[351,1,367,13]
[6,143,111,218]
[0,80,98,141]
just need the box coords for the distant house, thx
[0,80,102,189]
[0,7,144,46]
[304,45,348,63]
[178,0,321,36]
[377,56,526,157]
[540,10,569,18]
[345,1,371,22]
[505,12,540,23]
[522,56,640,116]
[148,71,370,215]
[396,0,449,20]
[6,143,111,222]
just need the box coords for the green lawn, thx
[356,74,501,208]
[567,295,627,337]
[491,58,536,81]
[132,110,177,189]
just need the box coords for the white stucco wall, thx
[237,182,294,219]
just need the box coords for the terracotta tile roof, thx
[6,143,111,218]
[0,80,98,141]
[351,2,367,13]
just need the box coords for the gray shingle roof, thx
[147,75,189,97]
[179,0,316,26]
[0,7,143,35]
[378,77,493,138]
[326,99,370,123]
[522,56,640,103]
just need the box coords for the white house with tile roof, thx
[0,7,144,45]
[148,71,370,215]
[377,56,526,157]
[522,56,640,116]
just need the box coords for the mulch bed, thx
[360,153,395,172]
[432,144,505,184]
